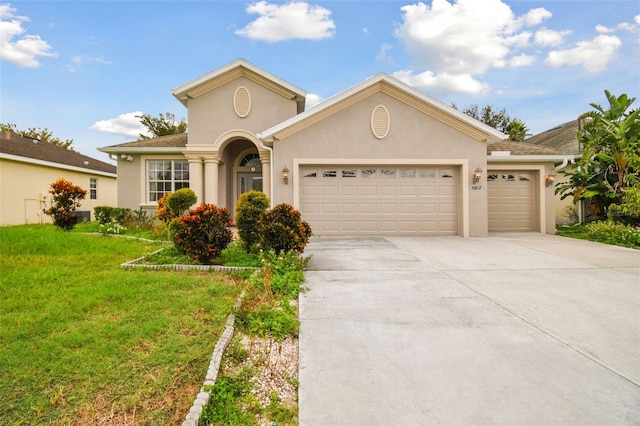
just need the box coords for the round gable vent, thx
[233,86,251,118]
[371,104,390,139]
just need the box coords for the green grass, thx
[0,225,241,425]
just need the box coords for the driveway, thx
[299,234,640,425]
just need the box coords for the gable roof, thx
[525,120,581,155]
[258,73,506,143]
[99,133,188,154]
[1,131,116,175]
[171,58,307,113]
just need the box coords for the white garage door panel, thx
[488,171,536,232]
[301,166,458,235]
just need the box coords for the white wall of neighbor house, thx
[0,158,117,226]
[270,91,489,236]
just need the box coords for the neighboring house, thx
[0,131,117,226]
[100,58,574,237]
[525,120,583,225]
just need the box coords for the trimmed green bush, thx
[94,206,133,225]
[585,220,640,248]
[172,203,233,264]
[258,204,312,253]
[165,188,197,217]
[235,190,270,252]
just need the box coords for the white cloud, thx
[305,93,323,109]
[375,43,394,64]
[393,0,552,96]
[595,24,614,34]
[91,111,147,138]
[546,34,621,73]
[507,53,535,67]
[66,55,112,72]
[393,69,489,95]
[534,28,571,47]
[519,7,551,27]
[235,1,335,42]
[0,4,56,68]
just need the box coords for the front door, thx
[237,172,263,198]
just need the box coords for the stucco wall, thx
[115,155,144,212]
[187,76,299,145]
[0,159,117,226]
[270,91,489,236]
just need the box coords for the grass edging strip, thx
[182,296,244,426]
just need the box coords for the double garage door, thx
[487,171,536,232]
[300,165,458,235]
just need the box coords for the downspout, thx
[257,138,274,208]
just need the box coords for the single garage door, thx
[488,171,536,232]
[300,165,458,235]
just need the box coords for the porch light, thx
[282,166,290,185]
[546,173,556,187]
[473,167,483,184]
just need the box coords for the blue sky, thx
[1,0,639,161]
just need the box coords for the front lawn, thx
[557,221,640,249]
[0,225,241,424]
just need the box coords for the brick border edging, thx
[182,296,243,426]
[120,248,259,273]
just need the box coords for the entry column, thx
[187,156,203,203]
[203,156,219,205]
[259,150,271,199]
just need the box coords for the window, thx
[342,169,357,178]
[380,169,396,178]
[90,178,97,200]
[239,152,261,168]
[361,169,376,178]
[399,169,416,179]
[322,170,337,178]
[147,160,189,202]
[487,173,498,182]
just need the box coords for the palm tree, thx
[505,119,530,141]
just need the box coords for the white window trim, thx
[140,155,190,206]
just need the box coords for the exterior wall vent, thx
[233,86,251,118]
[371,105,390,139]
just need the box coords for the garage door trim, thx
[293,158,470,237]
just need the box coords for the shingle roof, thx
[1,131,116,174]
[102,133,188,149]
[524,120,581,155]
[486,140,562,155]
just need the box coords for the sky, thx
[1,0,639,162]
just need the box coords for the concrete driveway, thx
[299,234,640,425]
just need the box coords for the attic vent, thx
[371,105,390,139]
[233,86,251,118]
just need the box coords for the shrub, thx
[235,190,270,252]
[172,203,233,264]
[43,178,87,230]
[258,204,312,254]
[94,206,133,225]
[585,220,640,248]
[165,188,197,217]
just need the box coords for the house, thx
[0,131,117,226]
[525,120,583,225]
[100,58,574,237]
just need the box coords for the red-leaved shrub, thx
[258,203,312,254]
[172,203,233,264]
[44,178,87,230]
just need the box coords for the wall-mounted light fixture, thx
[120,154,133,162]
[546,173,556,187]
[473,167,483,184]
[282,166,290,185]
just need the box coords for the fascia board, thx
[171,59,306,106]
[487,154,580,163]
[259,73,507,142]
[98,147,186,154]
[1,153,117,177]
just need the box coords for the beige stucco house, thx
[100,59,573,237]
[1,131,117,226]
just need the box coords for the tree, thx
[1,123,75,150]
[556,90,640,220]
[136,112,187,139]
[452,103,526,137]
[505,119,531,142]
